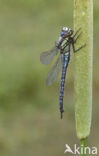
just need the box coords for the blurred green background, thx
[0,0,98,156]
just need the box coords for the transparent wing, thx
[46,54,62,86]
[40,47,59,65]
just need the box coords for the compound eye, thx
[62,27,68,31]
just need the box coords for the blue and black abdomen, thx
[59,53,70,118]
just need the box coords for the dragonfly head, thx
[56,27,73,48]
[61,27,73,38]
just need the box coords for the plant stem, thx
[74,0,93,145]
[80,138,88,156]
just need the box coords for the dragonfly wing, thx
[40,47,59,65]
[46,54,62,86]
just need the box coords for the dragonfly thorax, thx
[60,40,70,54]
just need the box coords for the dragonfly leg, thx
[71,28,86,52]
[74,32,82,43]
[72,43,86,53]
[72,28,82,44]
[73,28,81,38]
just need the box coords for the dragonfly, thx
[40,27,85,119]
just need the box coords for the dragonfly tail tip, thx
[60,110,64,119]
